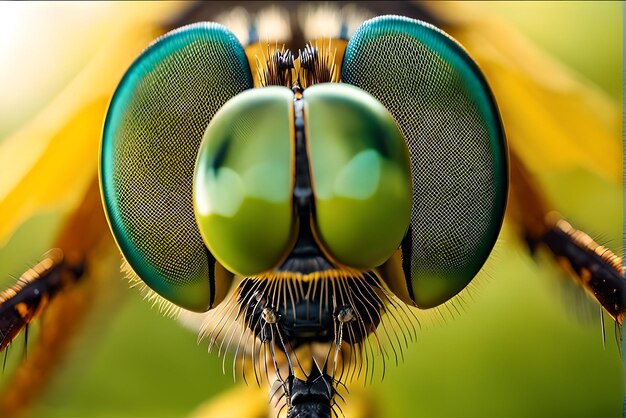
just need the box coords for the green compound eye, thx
[101,23,251,312]
[342,16,508,308]
[304,84,412,269]
[194,87,296,277]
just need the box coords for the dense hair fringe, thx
[120,258,182,319]
[197,269,420,392]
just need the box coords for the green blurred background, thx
[0,2,622,417]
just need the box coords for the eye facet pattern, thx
[342,16,508,308]
[101,23,253,312]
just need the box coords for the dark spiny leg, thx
[0,177,115,417]
[508,148,624,325]
[0,250,83,353]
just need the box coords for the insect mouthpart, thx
[238,270,383,348]
[230,269,393,418]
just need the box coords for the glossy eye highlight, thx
[194,87,296,276]
[304,83,412,269]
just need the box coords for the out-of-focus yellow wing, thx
[426,2,621,184]
[0,4,187,416]
[0,3,185,246]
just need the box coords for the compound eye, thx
[304,84,412,269]
[101,23,251,312]
[194,87,296,277]
[342,16,508,308]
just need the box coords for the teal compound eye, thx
[342,16,508,309]
[100,23,253,312]
[304,83,413,270]
[194,87,297,277]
